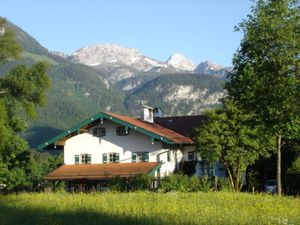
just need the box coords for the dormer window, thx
[116,126,129,136]
[93,127,106,137]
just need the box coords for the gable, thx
[37,112,193,150]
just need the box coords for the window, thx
[116,126,129,136]
[75,154,91,164]
[188,151,195,161]
[81,154,91,164]
[75,155,79,164]
[103,153,119,163]
[93,127,106,137]
[132,152,149,162]
[167,151,171,162]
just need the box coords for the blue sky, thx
[1,0,254,66]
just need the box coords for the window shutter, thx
[143,152,149,162]
[115,153,120,162]
[132,152,137,162]
[87,154,91,164]
[75,155,79,164]
[103,153,107,163]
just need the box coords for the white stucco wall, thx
[63,120,181,176]
[182,145,200,161]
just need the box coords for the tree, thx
[196,100,274,192]
[226,0,300,195]
[0,18,50,191]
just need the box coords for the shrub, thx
[109,176,126,191]
[199,176,212,192]
[218,177,233,192]
[189,176,203,192]
[128,174,153,191]
[160,174,190,192]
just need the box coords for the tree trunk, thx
[225,166,235,192]
[277,134,282,196]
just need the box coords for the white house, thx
[39,106,225,189]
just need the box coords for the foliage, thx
[0,18,22,63]
[26,150,63,191]
[217,177,233,192]
[0,19,51,191]
[128,174,153,191]
[226,0,300,195]
[159,174,212,192]
[109,176,126,191]
[285,157,300,195]
[196,100,274,192]
[160,174,190,192]
[0,192,300,225]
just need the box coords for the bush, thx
[217,177,233,192]
[128,174,153,191]
[109,176,126,191]
[160,174,212,192]
[199,176,212,192]
[160,174,190,192]
[189,176,203,192]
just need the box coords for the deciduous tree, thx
[0,18,50,191]
[196,101,274,192]
[226,0,300,195]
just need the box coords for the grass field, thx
[0,192,299,225]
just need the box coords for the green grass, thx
[0,192,299,225]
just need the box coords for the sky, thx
[1,0,255,66]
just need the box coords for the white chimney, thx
[143,105,154,123]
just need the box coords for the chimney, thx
[154,107,162,117]
[143,105,154,123]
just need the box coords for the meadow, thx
[0,192,299,225]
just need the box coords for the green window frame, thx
[81,154,91,164]
[75,154,79,164]
[132,152,149,162]
[103,153,107,163]
[132,152,137,162]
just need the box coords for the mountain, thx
[71,43,230,79]
[125,73,225,116]
[71,44,176,83]
[166,53,196,71]
[1,19,227,147]
[195,60,231,77]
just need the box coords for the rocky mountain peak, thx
[196,60,224,73]
[166,53,196,71]
[72,44,143,66]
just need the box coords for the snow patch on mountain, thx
[71,44,167,72]
[166,53,196,71]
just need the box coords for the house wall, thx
[64,120,182,176]
[182,145,201,161]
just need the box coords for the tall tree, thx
[195,100,274,192]
[0,19,50,191]
[226,0,300,195]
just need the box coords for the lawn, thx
[0,192,299,225]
